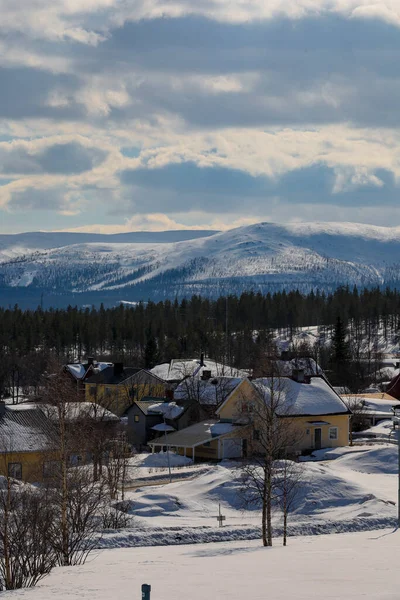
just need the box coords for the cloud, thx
[2,4,400,231]
[0,140,107,175]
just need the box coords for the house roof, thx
[65,362,112,380]
[147,402,185,419]
[148,419,243,448]
[341,393,400,415]
[85,366,142,385]
[252,376,351,417]
[150,358,247,382]
[174,376,245,406]
[25,402,119,423]
[134,399,166,416]
[0,406,57,453]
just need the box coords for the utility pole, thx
[392,407,400,528]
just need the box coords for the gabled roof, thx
[85,366,142,385]
[150,358,247,382]
[0,406,57,453]
[252,376,351,417]
[148,419,243,448]
[36,402,119,423]
[134,399,166,416]
[65,362,112,381]
[174,376,245,406]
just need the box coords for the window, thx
[253,430,260,441]
[329,427,338,440]
[89,386,96,397]
[306,429,310,435]
[203,441,211,447]
[105,387,112,397]
[134,415,140,422]
[8,462,22,480]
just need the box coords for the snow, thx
[4,221,400,297]
[147,402,184,419]
[153,359,247,382]
[174,376,243,405]
[6,530,400,600]
[253,376,349,416]
[133,451,193,469]
[5,441,400,598]
[66,364,86,379]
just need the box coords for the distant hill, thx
[0,222,400,308]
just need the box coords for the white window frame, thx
[329,427,338,440]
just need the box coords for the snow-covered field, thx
[95,443,400,551]
[6,530,400,600]
[5,443,400,599]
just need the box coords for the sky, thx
[1,1,400,234]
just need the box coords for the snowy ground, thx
[6,530,400,600]
[97,443,400,550]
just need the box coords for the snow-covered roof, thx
[31,402,119,423]
[0,406,56,453]
[341,393,400,414]
[66,362,112,380]
[147,402,184,420]
[148,419,241,448]
[174,376,244,406]
[253,376,350,417]
[150,358,247,382]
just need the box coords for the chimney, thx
[201,370,212,381]
[200,353,205,367]
[293,368,305,383]
[113,362,124,376]
[87,357,94,366]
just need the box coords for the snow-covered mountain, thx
[1,222,400,307]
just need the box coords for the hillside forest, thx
[1,285,400,396]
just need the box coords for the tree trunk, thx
[261,480,267,547]
[266,476,273,547]
[4,478,12,589]
[283,491,287,547]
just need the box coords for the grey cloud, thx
[0,66,82,120]
[0,142,107,175]
[119,162,400,214]
[2,16,400,128]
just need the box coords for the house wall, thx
[0,450,57,483]
[217,379,256,422]
[126,405,162,447]
[85,381,166,416]
[290,414,349,452]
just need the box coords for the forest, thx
[0,285,399,396]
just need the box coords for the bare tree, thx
[0,431,56,591]
[274,458,303,546]
[239,371,303,546]
[39,368,106,566]
[341,395,367,445]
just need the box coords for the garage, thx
[222,438,243,459]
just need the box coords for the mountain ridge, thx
[1,221,400,308]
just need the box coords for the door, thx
[222,438,243,459]
[314,428,322,450]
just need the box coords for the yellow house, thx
[149,377,255,459]
[0,403,58,483]
[217,375,351,453]
[84,364,167,416]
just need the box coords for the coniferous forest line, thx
[0,285,399,396]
